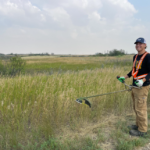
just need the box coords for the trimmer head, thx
[76,98,91,108]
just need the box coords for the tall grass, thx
[0,66,137,149]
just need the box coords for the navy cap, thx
[134,37,146,44]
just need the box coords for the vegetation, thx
[0,55,149,149]
[0,56,26,76]
[96,49,126,56]
[28,53,50,56]
[0,49,127,60]
[0,53,12,60]
[112,119,150,150]
[8,56,26,76]
[108,49,126,56]
[22,55,132,74]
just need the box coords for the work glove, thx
[135,80,143,87]
[118,76,125,83]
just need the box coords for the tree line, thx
[95,49,126,56]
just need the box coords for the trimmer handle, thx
[117,76,120,79]
[116,76,125,83]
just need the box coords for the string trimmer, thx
[75,76,141,108]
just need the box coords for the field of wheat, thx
[0,56,150,150]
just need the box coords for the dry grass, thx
[22,55,133,64]
[0,66,135,149]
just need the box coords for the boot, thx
[129,130,147,137]
[128,125,138,130]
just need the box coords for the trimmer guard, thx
[76,98,91,108]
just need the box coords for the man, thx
[118,37,150,137]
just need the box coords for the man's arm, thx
[125,70,132,79]
[121,70,132,79]
[118,73,130,83]
[124,74,129,79]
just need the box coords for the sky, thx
[0,0,150,54]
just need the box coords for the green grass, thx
[0,55,149,149]
[25,62,102,73]
[111,120,150,150]
[24,56,133,74]
[12,136,102,150]
[25,61,132,73]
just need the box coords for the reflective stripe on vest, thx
[134,74,148,80]
[132,52,148,80]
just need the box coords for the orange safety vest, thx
[132,52,149,80]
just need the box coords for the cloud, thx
[0,0,45,28]
[0,0,136,28]
[88,11,101,21]
[0,0,143,54]
[108,0,136,13]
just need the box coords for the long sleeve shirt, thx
[127,53,150,87]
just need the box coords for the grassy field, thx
[0,55,150,150]
[22,55,133,73]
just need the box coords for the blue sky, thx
[129,0,150,24]
[0,0,149,54]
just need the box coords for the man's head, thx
[134,38,147,53]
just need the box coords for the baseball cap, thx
[134,37,146,44]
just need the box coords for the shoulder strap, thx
[136,52,148,71]
[133,54,138,69]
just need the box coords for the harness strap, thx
[134,74,148,80]
[132,52,148,80]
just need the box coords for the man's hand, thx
[142,78,146,83]
[135,80,144,87]
[118,76,125,83]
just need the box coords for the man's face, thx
[135,42,146,52]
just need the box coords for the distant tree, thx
[108,49,125,56]
[95,53,104,56]
[0,53,5,56]
[45,52,49,56]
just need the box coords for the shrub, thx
[8,56,26,76]
[108,49,125,56]
[0,60,6,75]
